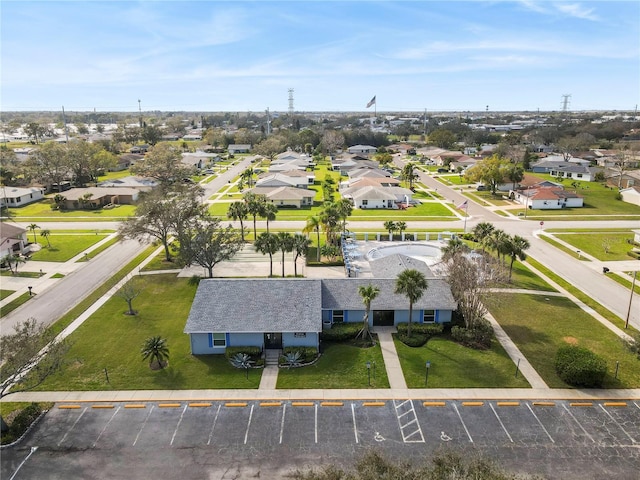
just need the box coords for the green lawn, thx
[0,292,32,318]
[75,236,120,262]
[8,201,136,221]
[553,232,635,261]
[38,274,262,390]
[490,293,640,388]
[507,260,557,291]
[277,341,390,389]
[97,169,132,181]
[29,234,111,262]
[395,335,530,388]
[0,289,15,300]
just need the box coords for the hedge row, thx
[451,320,493,349]
[555,345,607,387]
[320,322,361,342]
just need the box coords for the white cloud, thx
[554,2,600,21]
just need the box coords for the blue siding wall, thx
[283,332,318,348]
[437,310,452,323]
[190,333,225,355]
[228,332,264,348]
[344,309,365,324]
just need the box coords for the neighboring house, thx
[257,170,314,189]
[0,223,28,258]
[341,185,398,209]
[59,187,146,210]
[0,186,45,208]
[348,167,391,181]
[129,144,150,154]
[181,152,219,169]
[510,183,584,210]
[347,145,377,155]
[113,153,144,171]
[431,152,474,166]
[249,186,315,208]
[331,156,377,175]
[342,177,400,190]
[548,164,601,182]
[269,159,310,172]
[607,170,640,189]
[97,176,158,189]
[619,186,640,206]
[184,277,456,354]
[228,144,251,154]
[182,133,202,141]
[530,155,590,173]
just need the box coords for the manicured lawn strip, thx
[8,202,136,220]
[610,272,640,294]
[490,293,640,388]
[97,169,131,181]
[276,342,389,389]
[29,234,110,262]
[553,232,635,261]
[48,245,158,336]
[0,270,42,278]
[75,236,120,262]
[141,254,182,271]
[0,289,15,300]
[539,235,587,260]
[525,257,638,334]
[38,274,262,390]
[0,292,32,318]
[507,261,557,291]
[395,335,530,388]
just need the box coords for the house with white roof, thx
[510,183,584,210]
[347,145,377,155]
[619,186,640,206]
[0,223,28,259]
[0,186,45,208]
[249,186,315,208]
[257,170,314,189]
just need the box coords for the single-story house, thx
[342,185,398,209]
[548,164,600,182]
[249,186,315,208]
[59,187,146,210]
[113,154,144,171]
[530,155,590,173]
[184,277,456,354]
[0,223,28,258]
[510,184,584,210]
[348,167,391,181]
[607,170,640,189]
[620,186,640,206]
[342,177,400,190]
[129,144,150,154]
[331,157,377,175]
[0,186,46,208]
[269,159,310,172]
[97,176,157,189]
[347,145,377,155]
[182,133,202,141]
[228,144,252,154]
[181,152,219,169]
[257,170,314,189]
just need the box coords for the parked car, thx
[437,168,449,173]
[476,184,487,191]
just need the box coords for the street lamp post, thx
[625,270,637,329]
[366,361,371,386]
[425,361,431,387]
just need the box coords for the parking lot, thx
[2,398,640,479]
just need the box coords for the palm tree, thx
[505,235,530,282]
[356,284,380,342]
[384,220,396,239]
[276,231,294,277]
[141,336,169,369]
[291,233,311,277]
[303,216,322,262]
[472,222,494,252]
[241,167,256,188]
[394,269,428,337]
[27,223,40,244]
[401,163,417,189]
[243,192,266,241]
[441,236,470,261]
[262,202,278,235]
[396,221,407,239]
[227,201,248,242]
[40,229,51,248]
[319,203,340,246]
[488,229,510,264]
[254,232,279,277]
[336,198,353,233]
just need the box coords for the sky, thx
[1,0,639,113]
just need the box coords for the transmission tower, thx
[561,94,571,113]
[288,88,294,116]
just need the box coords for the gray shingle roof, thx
[321,278,457,311]
[369,254,432,278]
[184,278,322,334]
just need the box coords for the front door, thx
[264,332,283,349]
[373,310,395,326]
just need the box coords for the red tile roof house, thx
[510,184,584,210]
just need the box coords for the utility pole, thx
[138,99,143,128]
[423,108,427,136]
[625,270,637,329]
[561,94,571,115]
[265,108,271,136]
[61,106,69,143]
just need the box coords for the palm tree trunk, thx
[281,251,286,277]
[316,230,320,262]
[408,302,413,337]
[268,252,273,276]
[239,219,245,242]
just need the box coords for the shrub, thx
[396,333,429,347]
[555,345,607,387]
[451,319,493,349]
[320,322,361,342]
[1,403,43,445]
[225,346,261,362]
[622,332,640,359]
[283,346,318,363]
[396,322,444,338]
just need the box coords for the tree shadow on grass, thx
[151,367,185,389]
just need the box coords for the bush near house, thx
[555,345,607,387]
[395,333,429,347]
[320,322,361,342]
[282,346,318,364]
[396,322,443,337]
[224,346,263,366]
[451,319,493,349]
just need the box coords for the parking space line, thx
[394,400,424,443]
[170,405,188,446]
[243,404,254,445]
[93,406,120,447]
[133,405,154,446]
[279,403,286,444]
[635,401,640,410]
[526,403,554,443]
[490,403,513,443]
[599,404,636,444]
[351,403,359,444]
[206,404,221,445]
[58,407,87,446]
[453,404,473,443]
[314,404,318,444]
[562,404,594,443]
[9,446,38,480]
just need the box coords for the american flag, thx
[457,200,468,209]
[366,95,376,108]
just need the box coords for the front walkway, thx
[374,327,408,390]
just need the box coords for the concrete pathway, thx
[374,327,408,390]
[259,365,279,390]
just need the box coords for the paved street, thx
[2,398,639,479]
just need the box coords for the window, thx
[294,332,307,338]
[208,333,226,347]
[332,310,344,323]
[362,199,368,206]
[423,310,435,323]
